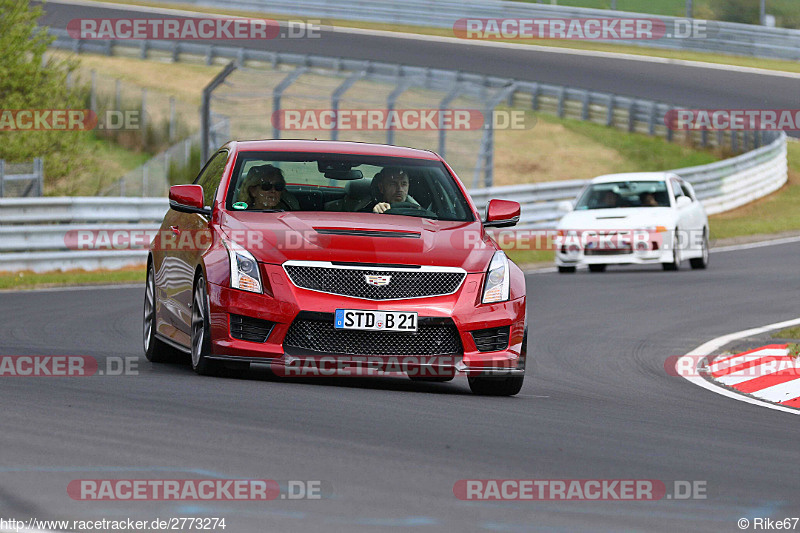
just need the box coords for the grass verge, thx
[0,267,145,290]
[709,141,800,240]
[771,326,800,340]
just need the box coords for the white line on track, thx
[678,317,800,416]
[0,283,140,294]
[47,0,800,80]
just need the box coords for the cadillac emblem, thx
[364,274,391,287]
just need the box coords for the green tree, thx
[0,0,84,178]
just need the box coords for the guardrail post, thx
[700,129,708,148]
[35,158,43,196]
[201,61,237,163]
[665,107,674,142]
[732,131,739,152]
[557,87,566,118]
[386,73,413,146]
[90,70,97,113]
[648,102,657,135]
[139,40,148,59]
[628,100,636,132]
[141,88,147,135]
[581,90,590,121]
[169,97,176,142]
[531,83,540,111]
[437,79,464,159]
[331,70,366,141]
[606,95,615,127]
[271,66,308,141]
[477,82,518,189]
[0,160,4,198]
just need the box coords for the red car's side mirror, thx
[169,185,211,215]
[484,199,520,228]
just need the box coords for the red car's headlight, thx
[482,251,510,304]
[224,239,262,294]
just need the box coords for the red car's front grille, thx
[283,264,465,300]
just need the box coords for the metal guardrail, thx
[0,159,44,198]
[160,0,800,61]
[48,28,771,191]
[0,134,787,272]
[471,132,787,229]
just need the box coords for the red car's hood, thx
[219,211,496,272]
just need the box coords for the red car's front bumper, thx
[206,263,526,377]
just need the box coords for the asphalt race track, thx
[1,242,799,532]
[4,2,798,531]
[37,1,800,113]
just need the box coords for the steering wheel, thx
[384,201,437,219]
[386,201,419,211]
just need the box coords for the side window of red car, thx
[194,150,229,207]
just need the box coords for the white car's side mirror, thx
[676,196,692,207]
[557,200,574,213]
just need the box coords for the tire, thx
[588,264,606,273]
[143,264,171,363]
[557,266,576,274]
[468,374,524,396]
[690,229,709,270]
[191,273,221,376]
[662,231,681,271]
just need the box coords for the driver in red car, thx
[371,167,415,214]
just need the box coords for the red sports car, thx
[143,140,527,395]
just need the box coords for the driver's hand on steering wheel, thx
[373,202,391,214]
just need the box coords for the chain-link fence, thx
[0,159,44,198]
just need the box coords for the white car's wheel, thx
[690,229,709,270]
[663,230,681,271]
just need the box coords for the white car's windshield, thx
[226,152,474,222]
[575,181,670,210]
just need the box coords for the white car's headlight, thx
[482,251,510,304]
[224,240,262,293]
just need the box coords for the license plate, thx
[334,309,417,332]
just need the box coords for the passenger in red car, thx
[238,164,299,210]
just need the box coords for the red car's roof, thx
[230,140,442,160]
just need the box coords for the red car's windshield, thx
[225,152,474,222]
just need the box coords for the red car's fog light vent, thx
[230,314,275,343]
[470,326,510,352]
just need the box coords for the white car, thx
[555,172,709,273]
